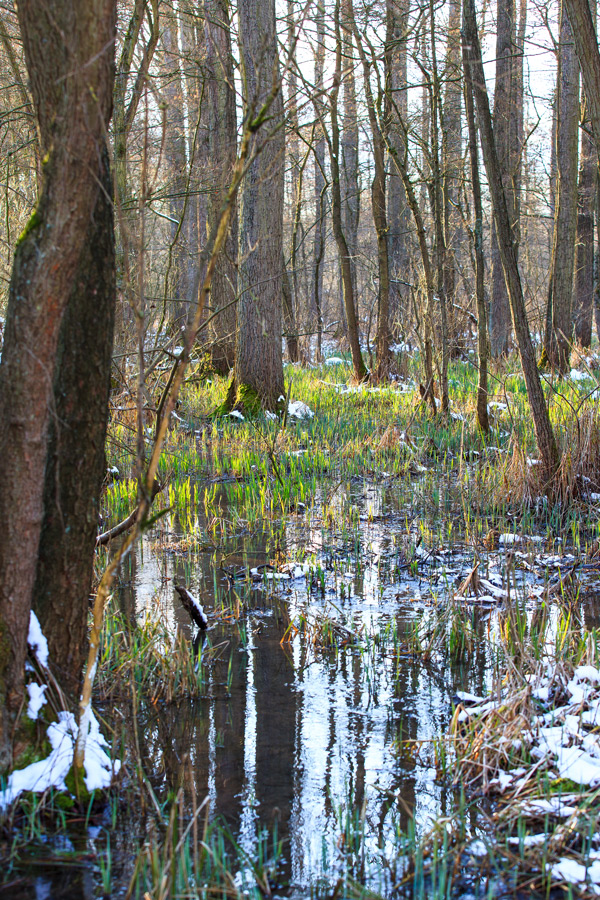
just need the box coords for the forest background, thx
[2,0,600,892]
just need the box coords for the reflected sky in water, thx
[117,478,487,896]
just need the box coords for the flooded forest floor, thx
[5,354,600,898]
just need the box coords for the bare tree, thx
[463,0,559,481]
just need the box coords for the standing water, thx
[3,476,596,898]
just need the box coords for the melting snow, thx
[27,683,47,720]
[288,401,314,420]
[0,710,120,810]
[28,612,49,668]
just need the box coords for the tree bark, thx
[162,13,192,331]
[351,4,391,380]
[312,1,327,361]
[443,0,462,317]
[428,0,449,413]
[563,0,600,160]
[463,0,559,481]
[489,0,515,355]
[113,0,159,348]
[544,2,580,373]
[340,0,361,338]
[384,119,437,413]
[386,0,411,335]
[285,0,300,363]
[0,0,115,768]
[462,18,489,432]
[328,0,368,382]
[233,0,286,412]
[573,0,597,347]
[205,0,238,374]
[573,120,596,347]
[33,147,115,699]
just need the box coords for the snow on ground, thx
[288,400,314,420]
[0,613,120,810]
[0,709,120,809]
[459,661,600,891]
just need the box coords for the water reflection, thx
[112,478,473,896]
[8,476,598,898]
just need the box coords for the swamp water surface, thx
[5,476,599,898]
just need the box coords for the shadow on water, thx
[4,475,600,897]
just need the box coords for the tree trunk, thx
[285,0,300,363]
[463,0,559,482]
[462,18,489,432]
[312,0,327,361]
[428,0,449,413]
[282,253,299,362]
[328,0,368,382]
[112,0,159,350]
[563,0,600,160]
[351,4,391,380]
[489,0,515,355]
[33,147,115,700]
[561,0,600,346]
[573,128,596,347]
[573,0,597,347]
[384,121,437,414]
[340,0,361,339]
[386,0,411,335]
[442,0,462,319]
[511,0,527,251]
[0,0,115,769]
[205,0,238,374]
[233,0,285,412]
[162,14,191,331]
[180,3,202,318]
[544,1,580,373]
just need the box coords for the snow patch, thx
[28,612,49,668]
[288,401,314,420]
[0,710,120,810]
[27,683,47,720]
